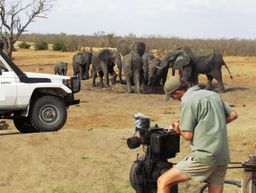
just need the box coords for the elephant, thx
[162,47,233,92]
[116,41,146,85]
[116,40,146,57]
[116,39,132,56]
[122,51,145,93]
[147,58,168,87]
[91,49,117,88]
[131,41,146,57]
[72,51,93,80]
[142,53,155,84]
[54,61,68,76]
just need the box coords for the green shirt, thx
[180,86,233,165]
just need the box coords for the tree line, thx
[18,33,256,56]
[1,0,256,58]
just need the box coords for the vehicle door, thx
[0,59,18,109]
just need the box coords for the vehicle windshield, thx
[0,50,25,78]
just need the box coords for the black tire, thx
[30,95,67,132]
[130,160,139,190]
[13,118,38,133]
[129,155,145,192]
[198,183,208,193]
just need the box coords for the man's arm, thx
[222,101,238,124]
[171,121,193,140]
[226,111,238,124]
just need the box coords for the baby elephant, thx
[54,61,68,76]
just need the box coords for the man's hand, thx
[170,120,193,140]
[226,111,238,124]
[171,120,181,135]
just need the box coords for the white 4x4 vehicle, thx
[0,43,80,133]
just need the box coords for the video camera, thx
[127,113,180,193]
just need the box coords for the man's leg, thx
[157,167,190,193]
[206,165,227,193]
[208,183,224,193]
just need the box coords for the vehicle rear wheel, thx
[30,95,67,132]
[13,118,38,133]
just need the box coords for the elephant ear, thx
[73,52,85,64]
[111,51,116,59]
[173,52,191,70]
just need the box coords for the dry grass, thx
[0,49,256,193]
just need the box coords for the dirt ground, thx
[0,49,256,193]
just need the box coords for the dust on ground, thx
[0,49,256,193]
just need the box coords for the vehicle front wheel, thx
[30,95,67,132]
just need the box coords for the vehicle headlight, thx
[71,76,81,93]
[63,76,80,93]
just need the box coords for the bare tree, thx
[0,0,54,58]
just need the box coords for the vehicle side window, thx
[0,60,8,75]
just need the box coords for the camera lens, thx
[127,136,141,149]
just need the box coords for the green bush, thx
[18,41,31,49]
[52,39,66,51]
[34,40,48,50]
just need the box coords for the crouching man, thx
[157,76,238,193]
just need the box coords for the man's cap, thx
[164,76,182,101]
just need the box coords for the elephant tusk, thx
[154,65,164,69]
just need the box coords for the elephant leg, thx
[161,69,168,86]
[118,71,123,84]
[143,65,149,85]
[217,82,225,93]
[134,72,141,94]
[140,73,146,93]
[103,75,110,87]
[109,68,117,85]
[102,66,110,88]
[119,72,124,84]
[111,73,117,85]
[194,75,199,85]
[118,64,124,84]
[99,71,104,88]
[126,75,132,93]
[73,64,78,76]
[91,70,97,87]
[205,74,213,90]
[81,66,87,80]
[78,66,83,80]
[85,64,90,80]
[189,74,199,86]
[78,65,85,80]
[214,71,225,92]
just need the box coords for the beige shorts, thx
[175,156,227,185]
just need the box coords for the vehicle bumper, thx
[65,94,80,106]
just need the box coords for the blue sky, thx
[19,0,256,39]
